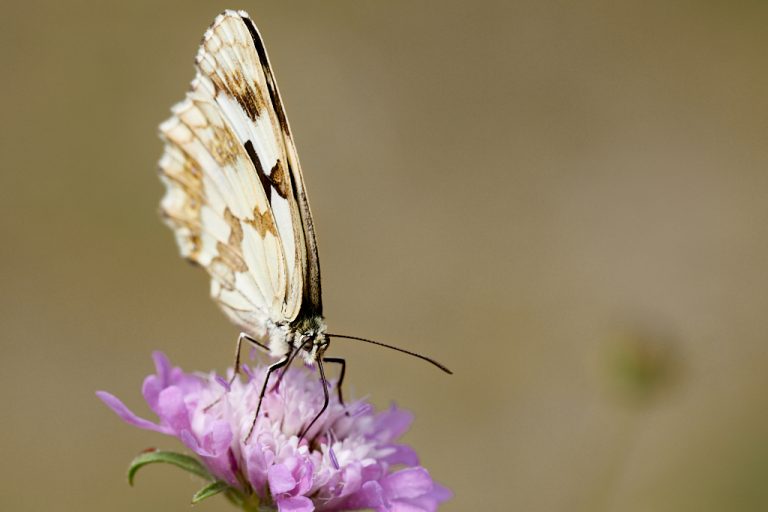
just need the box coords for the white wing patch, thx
[215,93,297,276]
[158,11,312,340]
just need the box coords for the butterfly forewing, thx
[158,10,322,343]
[239,16,323,318]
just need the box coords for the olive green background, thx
[2,1,768,511]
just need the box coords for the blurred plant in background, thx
[604,326,681,405]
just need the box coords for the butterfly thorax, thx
[266,315,328,365]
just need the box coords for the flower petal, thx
[389,487,451,512]
[244,440,275,491]
[96,391,169,434]
[152,351,172,386]
[338,461,363,497]
[277,495,314,512]
[156,386,189,432]
[293,457,314,496]
[372,404,413,441]
[344,480,385,510]
[141,374,164,412]
[430,482,452,502]
[381,444,419,466]
[268,463,297,494]
[381,467,433,500]
[180,429,209,456]
[201,420,233,457]
[385,501,431,512]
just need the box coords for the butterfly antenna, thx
[326,334,453,375]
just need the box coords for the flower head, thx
[97,352,450,511]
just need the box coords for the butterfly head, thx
[292,315,329,365]
[302,336,329,364]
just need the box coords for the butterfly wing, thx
[237,12,323,320]
[158,10,322,343]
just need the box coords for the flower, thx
[97,352,451,511]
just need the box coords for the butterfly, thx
[158,10,450,441]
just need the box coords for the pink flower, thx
[97,352,451,511]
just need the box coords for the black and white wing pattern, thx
[158,10,322,354]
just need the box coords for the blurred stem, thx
[593,411,644,512]
[224,488,273,512]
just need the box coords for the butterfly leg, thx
[204,333,268,412]
[245,353,291,442]
[298,358,330,441]
[230,332,269,385]
[322,357,348,411]
[271,341,310,393]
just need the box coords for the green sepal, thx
[128,450,211,485]
[192,481,230,504]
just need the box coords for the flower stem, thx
[224,488,272,512]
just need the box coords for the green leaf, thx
[128,450,211,485]
[191,481,230,504]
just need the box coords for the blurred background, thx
[2,1,768,510]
